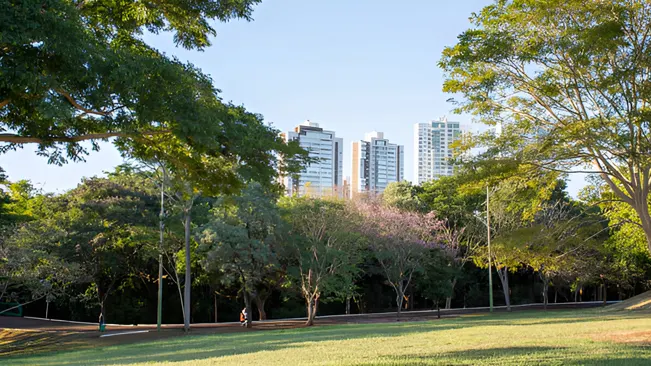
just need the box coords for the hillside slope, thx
[606,291,651,311]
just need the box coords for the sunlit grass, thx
[6,310,651,365]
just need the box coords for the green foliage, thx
[440,0,651,248]
[415,249,457,306]
[1,0,308,189]
[10,171,160,318]
[382,181,424,212]
[198,183,282,293]
[278,197,363,323]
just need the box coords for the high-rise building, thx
[280,121,343,197]
[351,131,404,195]
[414,117,462,184]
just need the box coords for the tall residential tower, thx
[351,131,404,195]
[414,118,462,184]
[280,121,343,197]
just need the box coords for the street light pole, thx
[487,185,494,313]
[157,166,166,332]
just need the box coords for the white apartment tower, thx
[414,117,462,184]
[351,132,404,195]
[280,121,343,197]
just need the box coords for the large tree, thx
[441,0,651,250]
[1,0,265,164]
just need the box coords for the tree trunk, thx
[445,278,457,310]
[542,280,549,310]
[254,294,267,321]
[99,302,106,325]
[496,267,511,312]
[632,197,651,253]
[395,282,404,320]
[213,292,218,323]
[305,294,318,326]
[183,211,192,332]
[306,297,314,326]
[243,290,253,329]
[602,281,607,307]
[436,302,441,319]
[554,288,558,304]
[345,296,351,315]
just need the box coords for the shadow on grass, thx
[5,321,461,365]
[361,346,651,365]
[7,310,651,365]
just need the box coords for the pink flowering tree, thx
[355,199,446,319]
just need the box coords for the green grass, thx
[6,310,651,365]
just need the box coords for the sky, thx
[2,0,587,196]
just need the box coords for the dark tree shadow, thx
[6,310,651,365]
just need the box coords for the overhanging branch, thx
[0,131,170,144]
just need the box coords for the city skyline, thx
[1,0,586,196]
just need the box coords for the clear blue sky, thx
[2,0,586,195]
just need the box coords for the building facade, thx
[413,117,462,184]
[280,121,343,197]
[351,132,404,195]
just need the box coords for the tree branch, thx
[55,89,108,116]
[0,99,9,109]
[0,131,169,144]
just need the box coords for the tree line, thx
[2,163,649,329]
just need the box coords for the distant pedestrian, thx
[240,307,248,327]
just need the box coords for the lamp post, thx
[474,186,494,313]
[157,166,166,332]
[486,186,493,312]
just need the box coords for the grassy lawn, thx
[5,310,651,365]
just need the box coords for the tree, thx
[382,181,424,212]
[441,0,651,251]
[1,0,263,165]
[198,183,283,328]
[415,249,456,317]
[356,199,445,319]
[418,176,485,309]
[21,171,160,322]
[279,197,362,326]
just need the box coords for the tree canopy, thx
[1,0,305,186]
[440,0,651,250]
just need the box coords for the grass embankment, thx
[5,310,651,365]
[605,290,651,311]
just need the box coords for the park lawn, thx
[5,310,651,365]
